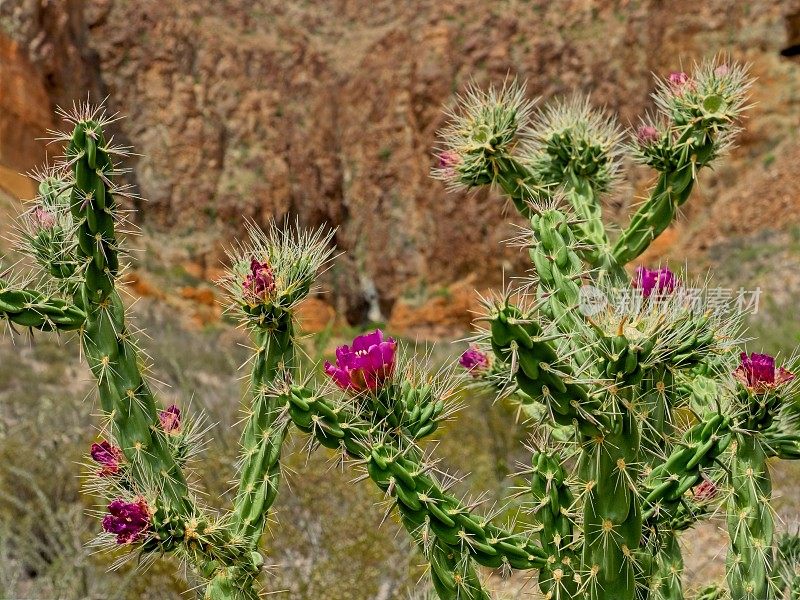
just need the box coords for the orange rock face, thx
[0,35,51,199]
[2,1,800,334]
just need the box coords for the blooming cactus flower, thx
[102,497,150,544]
[90,440,123,477]
[159,404,181,434]
[242,258,276,303]
[324,329,396,392]
[459,346,489,376]
[733,352,795,392]
[636,125,659,145]
[633,266,678,298]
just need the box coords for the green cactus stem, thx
[231,321,294,547]
[67,116,193,515]
[726,434,774,600]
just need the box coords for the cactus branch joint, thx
[2,57,800,600]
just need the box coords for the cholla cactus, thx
[2,56,798,600]
[1,101,335,600]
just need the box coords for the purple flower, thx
[90,440,122,477]
[636,125,659,145]
[242,258,276,302]
[159,405,181,434]
[459,346,489,376]
[734,352,795,392]
[668,71,692,90]
[633,266,678,298]
[324,329,397,392]
[32,207,56,230]
[102,497,150,544]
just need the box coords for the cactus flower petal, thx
[242,258,276,303]
[90,440,123,477]
[159,405,181,434]
[325,329,396,392]
[633,266,677,297]
[459,346,490,376]
[102,497,150,544]
[734,352,795,391]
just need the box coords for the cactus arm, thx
[564,180,626,281]
[24,174,81,286]
[650,533,684,600]
[492,156,544,219]
[642,414,731,522]
[529,98,625,279]
[230,321,294,548]
[762,430,800,459]
[488,299,609,436]
[66,118,193,514]
[285,386,547,595]
[0,282,85,331]
[613,63,750,266]
[529,450,580,599]
[612,160,696,266]
[726,434,774,600]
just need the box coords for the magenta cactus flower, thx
[459,346,490,376]
[734,352,795,392]
[90,440,123,477]
[636,125,659,145]
[102,497,150,544]
[324,329,397,392]
[242,258,276,302]
[159,404,181,434]
[633,266,678,298]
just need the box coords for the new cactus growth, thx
[2,56,800,600]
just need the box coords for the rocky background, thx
[1,1,800,598]
[2,0,800,332]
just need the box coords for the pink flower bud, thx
[459,346,490,377]
[32,207,56,230]
[159,405,181,434]
[636,125,659,145]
